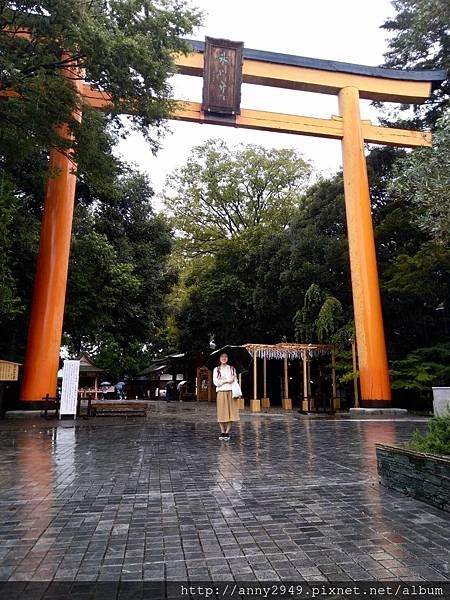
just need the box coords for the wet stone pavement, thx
[0,402,448,584]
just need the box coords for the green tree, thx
[381,0,449,126]
[0,0,200,371]
[390,343,450,392]
[0,174,40,361]
[170,143,450,401]
[387,113,450,244]
[164,139,312,255]
[64,172,174,374]
[293,284,323,343]
[0,0,201,181]
[175,234,263,352]
[173,171,352,353]
[0,175,22,322]
[381,241,450,357]
[0,166,173,374]
[316,296,344,343]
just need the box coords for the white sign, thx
[60,360,80,418]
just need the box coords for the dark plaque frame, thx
[202,37,244,116]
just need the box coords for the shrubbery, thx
[407,413,450,455]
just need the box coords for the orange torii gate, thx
[3,35,445,408]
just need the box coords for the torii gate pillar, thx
[339,87,391,404]
[20,126,80,402]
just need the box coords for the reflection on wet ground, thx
[0,403,448,582]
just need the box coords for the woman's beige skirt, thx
[216,390,240,422]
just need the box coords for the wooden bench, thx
[41,394,60,419]
[89,401,148,417]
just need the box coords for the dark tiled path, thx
[0,403,448,582]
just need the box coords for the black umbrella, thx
[205,345,252,374]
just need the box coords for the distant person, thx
[166,382,174,403]
[114,382,125,400]
[213,352,239,441]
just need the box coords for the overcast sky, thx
[116,0,397,206]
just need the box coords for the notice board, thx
[60,360,80,418]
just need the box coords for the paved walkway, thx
[0,403,448,583]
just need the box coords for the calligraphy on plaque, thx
[202,37,243,116]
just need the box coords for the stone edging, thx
[375,443,450,465]
[376,443,450,513]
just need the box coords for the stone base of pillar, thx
[302,399,309,411]
[250,399,261,412]
[261,397,270,409]
[282,398,292,410]
[238,398,245,410]
[333,397,341,411]
[359,400,393,408]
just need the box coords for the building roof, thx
[136,352,187,378]
[137,363,169,377]
[78,352,105,373]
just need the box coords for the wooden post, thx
[331,348,339,411]
[250,350,260,412]
[302,352,309,412]
[261,356,270,408]
[282,355,292,410]
[238,373,244,409]
[352,339,360,408]
[339,86,391,407]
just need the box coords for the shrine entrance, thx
[5,34,445,408]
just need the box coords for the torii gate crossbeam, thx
[4,35,444,408]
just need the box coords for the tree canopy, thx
[382,0,449,125]
[388,112,450,244]
[0,0,198,374]
[164,139,312,255]
[0,166,174,376]
[65,172,173,363]
[0,0,201,180]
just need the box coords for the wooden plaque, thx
[202,37,243,116]
[0,360,20,381]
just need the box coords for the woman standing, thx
[213,353,239,440]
